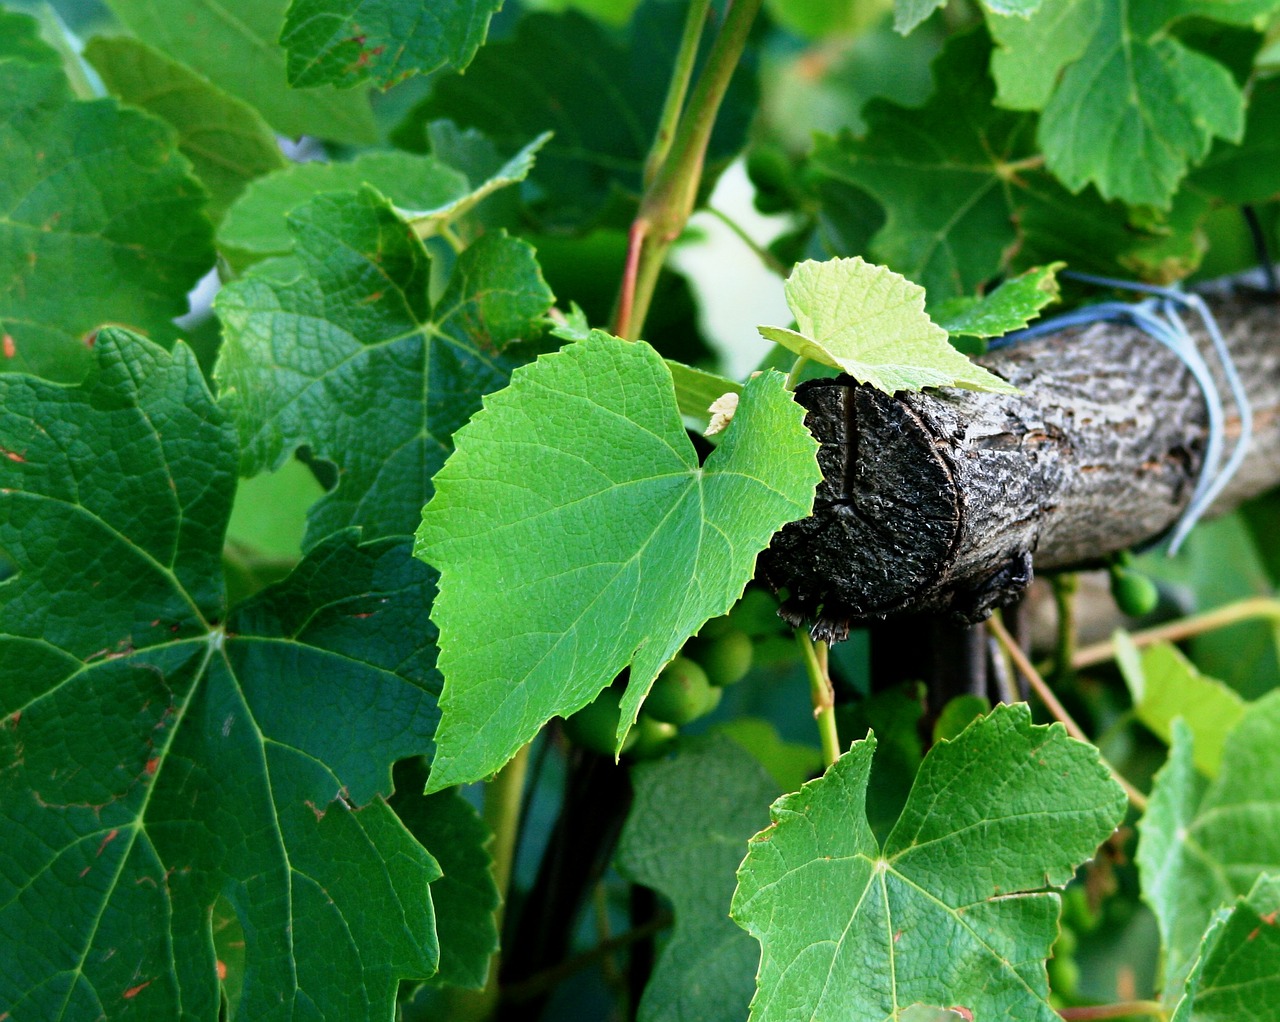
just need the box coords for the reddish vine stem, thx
[988,614,1148,813]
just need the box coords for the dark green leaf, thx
[217,186,554,545]
[732,704,1128,1022]
[390,759,499,990]
[1188,76,1280,204]
[0,57,213,382]
[416,332,821,789]
[0,8,61,64]
[0,329,443,1019]
[280,0,503,89]
[84,35,286,221]
[617,737,780,1022]
[105,0,377,142]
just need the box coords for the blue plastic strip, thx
[991,272,1253,555]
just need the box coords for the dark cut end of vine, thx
[759,376,1038,639]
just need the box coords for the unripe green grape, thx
[643,657,721,725]
[563,687,636,757]
[698,629,753,686]
[1109,566,1159,617]
[627,715,678,760]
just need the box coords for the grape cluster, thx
[562,589,779,758]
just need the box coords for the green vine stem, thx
[988,614,1148,814]
[1051,572,1079,686]
[1057,1001,1166,1021]
[704,205,789,276]
[643,0,712,188]
[1073,596,1280,669]
[796,628,842,767]
[614,0,766,339]
[446,741,531,1020]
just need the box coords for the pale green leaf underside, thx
[105,0,376,142]
[932,263,1063,339]
[1114,635,1245,777]
[416,332,821,790]
[618,738,780,1022]
[1138,698,1280,1000]
[986,0,1099,110]
[281,0,503,89]
[759,257,1017,394]
[732,704,1127,1022]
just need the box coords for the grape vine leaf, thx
[896,0,1044,34]
[1036,0,1246,208]
[104,0,377,143]
[714,717,822,794]
[758,257,1018,394]
[1137,696,1280,999]
[731,704,1128,1022]
[407,4,755,229]
[280,0,502,89]
[809,30,1034,301]
[1188,76,1280,205]
[985,0,1099,110]
[617,737,780,1022]
[415,331,821,790]
[83,35,286,221]
[0,329,445,1019]
[390,758,499,989]
[216,133,544,270]
[0,44,213,382]
[0,7,60,63]
[217,185,554,546]
[1169,874,1280,1021]
[931,262,1063,339]
[1113,634,1245,777]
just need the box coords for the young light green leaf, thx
[1138,697,1280,999]
[0,54,213,381]
[0,329,445,1019]
[931,263,1063,339]
[390,758,499,990]
[83,35,286,221]
[1168,874,1280,1022]
[986,0,1099,110]
[280,0,503,89]
[665,360,742,428]
[714,717,822,794]
[758,257,1018,394]
[105,0,376,142]
[217,186,554,546]
[1037,0,1244,208]
[415,332,821,790]
[731,703,1127,1022]
[898,0,1045,34]
[1114,634,1246,777]
[617,737,781,1022]
[217,150,467,269]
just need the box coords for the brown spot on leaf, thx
[122,980,151,1000]
[2,334,14,358]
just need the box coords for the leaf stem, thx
[643,0,712,189]
[796,628,842,767]
[988,613,1148,813]
[1052,572,1079,686]
[440,221,467,255]
[785,355,808,390]
[1073,596,1280,669]
[616,0,765,339]
[1058,1001,1166,1021]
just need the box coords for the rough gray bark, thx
[760,287,1280,641]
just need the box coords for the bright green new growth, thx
[416,331,821,790]
[0,330,451,1019]
[931,263,1063,339]
[1138,699,1280,1000]
[281,0,503,89]
[617,738,780,1022]
[0,33,213,381]
[731,704,1127,1021]
[758,257,1018,394]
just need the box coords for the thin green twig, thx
[796,628,841,767]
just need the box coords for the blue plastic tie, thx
[991,271,1253,555]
